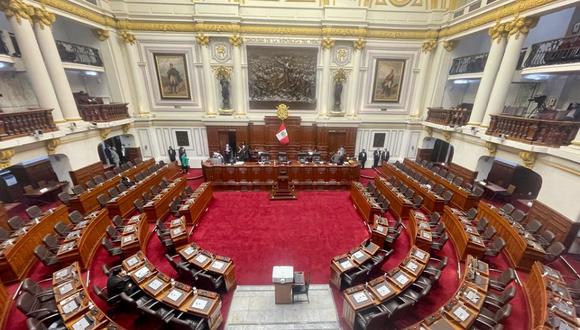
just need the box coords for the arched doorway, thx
[418,137,454,164]
[97,134,140,166]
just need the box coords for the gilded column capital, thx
[46,138,61,155]
[196,33,210,46]
[443,131,452,142]
[442,40,457,52]
[421,39,437,53]
[0,148,15,169]
[505,16,538,40]
[519,151,536,169]
[122,123,131,134]
[100,128,112,140]
[321,37,334,50]
[31,5,55,29]
[353,38,366,51]
[0,0,34,24]
[120,30,136,45]
[94,29,110,41]
[333,67,349,82]
[488,21,507,43]
[229,34,243,47]
[424,126,433,137]
[485,141,497,157]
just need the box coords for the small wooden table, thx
[272,266,295,304]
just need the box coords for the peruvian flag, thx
[276,123,290,145]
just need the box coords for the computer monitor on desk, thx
[259,152,270,163]
[312,152,321,163]
[278,152,288,163]
[298,153,308,163]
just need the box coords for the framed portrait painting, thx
[153,53,191,100]
[371,59,406,103]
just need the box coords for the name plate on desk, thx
[352,292,369,303]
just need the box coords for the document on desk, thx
[166,289,183,302]
[191,298,208,310]
[352,292,368,303]
[453,306,470,321]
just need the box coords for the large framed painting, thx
[371,59,406,103]
[153,53,191,100]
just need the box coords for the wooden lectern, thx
[270,169,296,200]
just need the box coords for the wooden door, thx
[328,132,347,155]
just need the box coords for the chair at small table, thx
[292,273,310,303]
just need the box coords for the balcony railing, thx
[0,109,58,140]
[56,40,103,67]
[426,107,472,127]
[78,103,130,122]
[449,53,488,75]
[486,114,580,147]
[523,35,580,68]
[0,30,20,57]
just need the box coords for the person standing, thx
[178,146,186,158]
[224,144,232,163]
[180,151,189,174]
[382,149,390,164]
[109,145,120,167]
[373,149,380,168]
[168,146,177,162]
[358,149,367,169]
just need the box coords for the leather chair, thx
[482,226,497,242]
[159,180,169,190]
[536,230,556,249]
[33,245,60,267]
[509,209,526,223]
[71,185,85,195]
[446,173,456,182]
[474,304,512,329]
[412,195,423,209]
[85,180,96,189]
[151,185,161,196]
[102,237,123,257]
[21,278,55,302]
[0,227,11,243]
[170,198,181,217]
[525,219,543,234]
[108,187,119,198]
[195,272,225,292]
[400,281,432,305]
[26,317,65,330]
[355,306,393,330]
[433,184,445,195]
[16,292,59,324]
[431,232,449,251]
[111,216,125,230]
[484,237,507,260]
[389,218,403,234]
[8,216,28,230]
[465,208,478,221]
[42,234,60,254]
[169,315,207,330]
[104,171,115,179]
[342,269,369,289]
[452,176,464,187]
[53,221,71,238]
[424,256,448,278]
[431,223,446,238]
[499,203,515,215]
[472,185,484,198]
[142,191,152,202]
[185,186,194,195]
[117,183,128,193]
[57,192,71,205]
[463,182,473,191]
[484,286,516,310]
[544,242,566,263]
[68,210,84,225]
[428,212,441,226]
[133,198,145,212]
[156,229,175,254]
[488,268,516,292]
[404,189,415,199]
[475,217,489,234]
[106,225,122,243]
[113,166,122,174]
[292,274,310,303]
[94,175,105,184]
[97,194,110,208]
[102,263,122,276]
[155,219,170,239]
[442,190,454,205]
[92,284,121,307]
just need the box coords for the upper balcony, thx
[520,35,580,74]
[73,92,130,123]
[425,107,472,128]
[56,40,104,71]
[449,53,488,77]
[0,109,58,141]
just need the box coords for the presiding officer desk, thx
[0,204,68,283]
[69,159,155,214]
[202,160,360,190]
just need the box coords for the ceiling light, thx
[523,74,551,81]
[84,71,98,76]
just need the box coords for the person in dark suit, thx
[168,146,177,162]
[358,149,367,169]
[382,149,390,164]
[373,149,380,168]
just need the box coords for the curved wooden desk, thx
[404,159,480,211]
[351,182,382,225]
[179,182,213,226]
[407,255,490,330]
[0,279,8,329]
[443,206,485,261]
[409,210,434,252]
[144,177,187,221]
[477,202,546,271]
[524,262,579,329]
[122,252,223,330]
[56,209,111,269]
[177,243,237,292]
[52,262,123,329]
[330,241,382,290]
[374,176,413,219]
[0,205,68,283]
[119,214,149,254]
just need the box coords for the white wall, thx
[65,71,111,102]
[524,7,576,47]
[356,125,421,165]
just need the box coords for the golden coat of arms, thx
[276,104,289,121]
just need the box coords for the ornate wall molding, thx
[31,5,55,29]
[212,65,232,79]
[504,16,538,40]
[120,30,136,44]
[353,38,366,51]
[442,40,456,52]
[485,141,497,156]
[321,37,335,50]
[334,46,351,66]
[519,151,536,169]
[0,148,15,169]
[442,131,452,142]
[229,34,243,47]
[488,21,507,43]
[46,138,61,155]
[122,124,131,134]
[94,28,110,41]
[196,33,210,46]
[421,39,437,53]
[0,0,33,23]
[100,128,112,140]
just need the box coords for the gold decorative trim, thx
[504,16,538,40]
[0,0,34,23]
[46,138,61,155]
[442,40,456,52]
[443,131,452,142]
[276,103,289,121]
[229,34,243,47]
[518,151,536,169]
[333,67,349,82]
[0,148,15,169]
[212,65,232,79]
[196,33,210,46]
[122,123,131,134]
[94,28,109,41]
[425,126,433,137]
[100,128,112,140]
[31,5,55,28]
[321,37,335,50]
[353,38,366,51]
[542,160,580,177]
[485,141,497,157]
[421,39,437,53]
[488,21,507,43]
[119,30,136,44]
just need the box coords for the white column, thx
[424,40,454,109]
[197,34,216,117]
[121,31,149,116]
[319,37,334,118]
[230,35,245,117]
[469,24,508,125]
[482,17,538,127]
[409,40,436,118]
[2,7,63,122]
[32,9,80,121]
[346,39,364,118]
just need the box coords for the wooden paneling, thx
[11,158,58,188]
[486,160,515,188]
[526,200,579,250]
[0,203,6,231]
[69,162,106,186]
[0,279,9,330]
[448,162,478,185]
[206,116,357,161]
[416,148,432,162]
[125,147,142,163]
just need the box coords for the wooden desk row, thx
[370,216,390,247]
[524,262,578,329]
[342,246,430,329]
[120,213,150,254]
[107,163,180,218]
[0,279,8,329]
[52,262,122,330]
[374,176,413,219]
[179,182,213,226]
[350,182,381,225]
[0,205,69,283]
[69,158,155,214]
[330,241,382,290]
[477,202,546,271]
[56,209,111,270]
[409,210,434,252]
[178,243,237,292]
[378,163,444,213]
[202,161,360,190]
[122,252,223,330]
[407,255,490,330]
[443,206,486,261]
[144,177,187,221]
[404,159,480,211]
